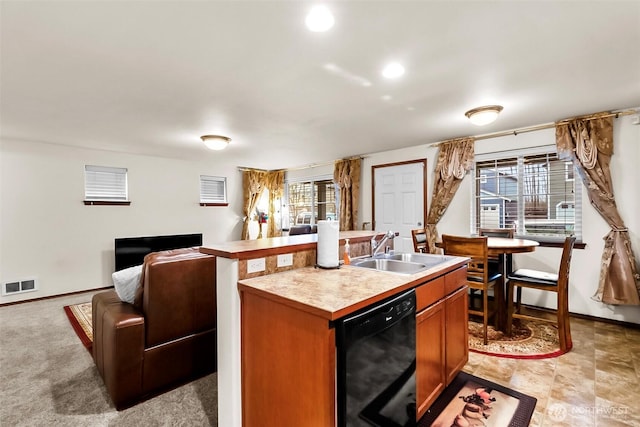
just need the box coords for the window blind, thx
[84,165,128,201]
[472,150,581,241]
[200,175,227,204]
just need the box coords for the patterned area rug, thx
[468,318,568,359]
[64,302,93,351]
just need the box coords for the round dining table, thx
[485,236,539,257]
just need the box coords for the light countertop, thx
[238,255,468,321]
[200,230,382,260]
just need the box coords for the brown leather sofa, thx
[92,247,217,409]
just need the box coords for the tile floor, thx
[462,317,640,426]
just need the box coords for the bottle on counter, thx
[343,238,351,265]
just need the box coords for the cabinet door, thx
[445,285,469,385]
[415,299,445,419]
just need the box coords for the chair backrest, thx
[289,224,312,235]
[411,228,428,253]
[478,227,515,238]
[557,236,577,290]
[441,234,489,284]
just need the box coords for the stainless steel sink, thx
[351,252,455,275]
[379,252,456,268]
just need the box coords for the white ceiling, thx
[2,1,639,170]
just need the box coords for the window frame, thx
[471,146,582,244]
[199,175,228,206]
[284,174,338,229]
[83,165,130,206]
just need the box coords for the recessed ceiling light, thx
[382,62,405,79]
[306,5,334,32]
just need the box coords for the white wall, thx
[3,116,638,322]
[0,139,244,303]
[361,115,640,324]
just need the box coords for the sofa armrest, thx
[92,291,145,409]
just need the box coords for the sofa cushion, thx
[112,264,143,304]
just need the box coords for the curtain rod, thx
[238,156,365,173]
[285,156,365,172]
[427,108,638,148]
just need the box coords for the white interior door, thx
[373,161,426,253]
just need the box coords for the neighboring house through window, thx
[472,146,581,242]
[284,176,338,229]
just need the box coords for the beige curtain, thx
[556,113,640,305]
[264,170,285,238]
[334,158,362,230]
[241,169,266,240]
[425,137,475,253]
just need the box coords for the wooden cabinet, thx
[416,298,445,418]
[415,266,468,419]
[241,292,336,427]
[445,286,469,385]
[240,264,468,426]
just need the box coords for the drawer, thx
[445,266,468,295]
[416,275,445,312]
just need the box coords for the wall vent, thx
[2,278,38,296]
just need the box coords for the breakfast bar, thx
[201,231,470,426]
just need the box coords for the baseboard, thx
[520,303,640,330]
[469,295,640,330]
[0,286,113,307]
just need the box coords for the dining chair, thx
[477,227,515,238]
[478,227,515,275]
[411,228,428,253]
[442,234,503,345]
[506,236,576,352]
[470,227,515,299]
[288,225,312,235]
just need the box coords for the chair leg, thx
[494,276,505,332]
[506,282,514,336]
[482,290,489,345]
[557,289,572,352]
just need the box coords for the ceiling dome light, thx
[465,105,504,126]
[306,5,334,32]
[382,62,405,79]
[201,135,231,150]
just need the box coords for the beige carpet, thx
[1,292,218,426]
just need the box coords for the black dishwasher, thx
[336,289,416,427]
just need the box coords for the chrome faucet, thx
[371,230,396,257]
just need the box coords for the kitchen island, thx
[201,231,469,426]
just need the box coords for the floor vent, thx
[2,278,38,296]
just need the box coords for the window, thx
[200,175,228,206]
[473,147,581,242]
[84,165,129,205]
[564,161,575,181]
[285,176,338,228]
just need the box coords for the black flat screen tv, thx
[114,233,203,271]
